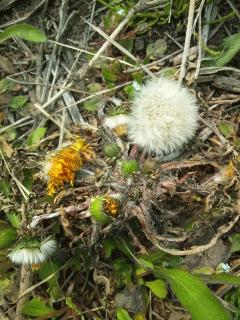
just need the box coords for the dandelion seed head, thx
[127,77,199,156]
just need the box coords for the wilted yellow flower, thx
[114,124,128,137]
[103,196,119,218]
[44,138,95,196]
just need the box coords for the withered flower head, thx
[8,237,57,265]
[89,195,120,224]
[44,138,95,196]
[103,196,119,218]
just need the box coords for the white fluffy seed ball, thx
[127,77,199,155]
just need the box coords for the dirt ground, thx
[0,0,240,319]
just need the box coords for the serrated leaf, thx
[118,38,134,53]
[0,278,13,296]
[155,268,231,320]
[0,179,11,196]
[0,78,16,94]
[22,297,55,317]
[117,308,133,320]
[0,23,47,44]
[27,127,46,148]
[204,32,240,67]
[0,225,17,249]
[229,233,240,253]
[146,39,167,59]
[6,212,21,229]
[84,96,102,112]
[145,279,167,298]
[9,95,28,109]
[102,62,121,83]
[218,123,235,138]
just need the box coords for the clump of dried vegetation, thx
[0,0,240,319]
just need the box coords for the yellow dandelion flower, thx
[44,138,95,196]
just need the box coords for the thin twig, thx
[33,103,71,135]
[125,49,182,73]
[48,39,134,67]
[40,0,71,104]
[87,0,146,68]
[194,0,206,79]
[178,0,196,84]
[83,18,155,78]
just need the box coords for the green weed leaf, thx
[27,127,46,148]
[66,296,81,314]
[6,212,21,229]
[206,273,240,286]
[145,279,167,299]
[205,32,240,67]
[9,96,28,109]
[0,179,11,196]
[229,233,240,253]
[84,96,102,112]
[116,308,133,320]
[218,123,236,138]
[39,261,62,300]
[0,23,47,44]
[0,78,16,94]
[155,268,231,320]
[22,297,55,317]
[0,222,17,249]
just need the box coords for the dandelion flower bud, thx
[8,237,57,265]
[127,77,199,156]
[104,143,120,158]
[121,159,139,177]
